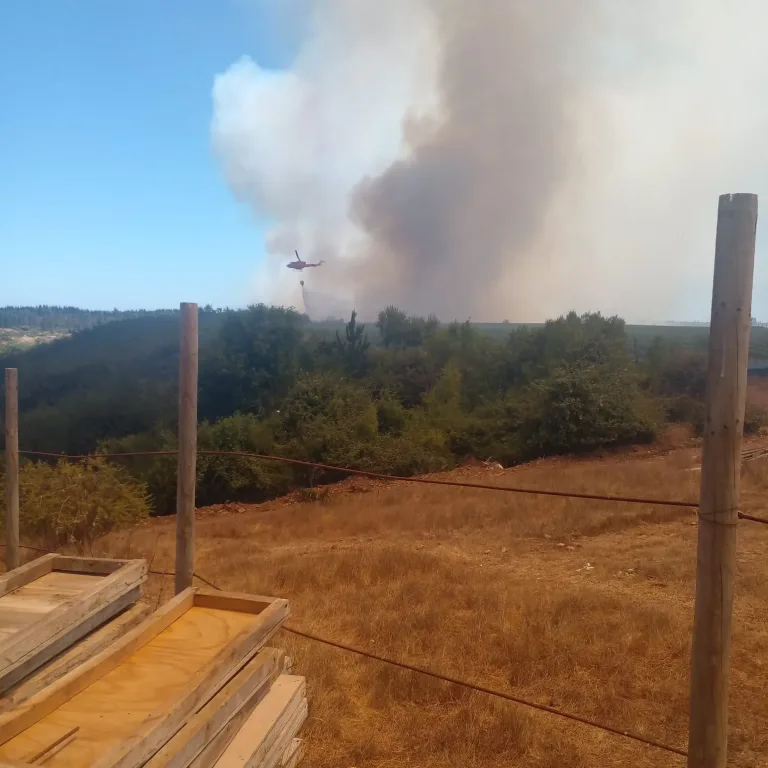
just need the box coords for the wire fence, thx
[6,443,768,761]
[0,541,689,758]
[184,569,688,759]
[15,447,768,525]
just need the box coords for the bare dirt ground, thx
[95,429,768,768]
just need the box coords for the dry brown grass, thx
[95,443,768,768]
[747,376,768,411]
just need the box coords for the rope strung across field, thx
[14,447,768,525]
[181,569,688,759]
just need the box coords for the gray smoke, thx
[349,0,597,318]
[212,0,768,322]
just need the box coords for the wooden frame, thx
[0,603,152,713]
[0,588,290,768]
[213,675,307,768]
[144,648,286,768]
[0,556,147,695]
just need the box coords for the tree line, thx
[1,304,765,517]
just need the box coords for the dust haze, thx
[212,0,768,322]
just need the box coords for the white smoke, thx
[211,0,768,323]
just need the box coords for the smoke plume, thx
[212,0,768,322]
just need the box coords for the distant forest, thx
[1,304,767,515]
[0,306,180,332]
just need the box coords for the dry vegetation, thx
[747,377,768,412]
[81,432,768,768]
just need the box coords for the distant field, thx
[0,327,69,353]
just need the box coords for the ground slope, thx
[99,437,768,768]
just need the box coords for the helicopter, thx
[286,250,324,271]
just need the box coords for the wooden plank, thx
[0,591,290,768]
[279,739,303,768]
[143,648,284,768]
[0,588,196,744]
[91,597,290,768]
[256,698,307,768]
[193,591,276,615]
[0,585,143,697]
[25,726,79,764]
[1,560,146,659]
[0,574,105,647]
[4,368,20,572]
[50,557,132,576]
[0,557,57,600]
[1,601,151,712]
[214,676,306,768]
[688,192,758,768]
[0,560,147,691]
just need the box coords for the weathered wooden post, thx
[175,303,198,593]
[4,368,20,571]
[688,193,758,768]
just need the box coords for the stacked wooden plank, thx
[0,555,148,696]
[0,556,308,768]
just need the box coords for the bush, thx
[447,395,527,465]
[744,404,768,436]
[665,396,706,435]
[97,430,178,515]
[278,373,450,480]
[196,413,292,504]
[521,364,658,457]
[8,459,150,552]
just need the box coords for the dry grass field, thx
[91,431,768,768]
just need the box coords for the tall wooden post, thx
[175,303,198,594]
[4,368,20,571]
[688,193,758,768]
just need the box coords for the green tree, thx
[334,310,370,377]
[376,306,438,347]
[521,364,658,457]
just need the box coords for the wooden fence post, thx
[175,303,198,594]
[4,368,20,571]
[688,193,758,768]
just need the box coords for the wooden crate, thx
[0,556,147,695]
[0,588,290,768]
[0,603,152,714]
[143,648,286,768]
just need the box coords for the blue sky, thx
[0,0,305,310]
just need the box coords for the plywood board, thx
[0,589,290,768]
[0,557,147,694]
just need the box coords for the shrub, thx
[447,395,528,465]
[97,430,178,515]
[196,413,292,504]
[521,364,658,457]
[665,396,706,435]
[10,459,150,552]
[744,404,768,436]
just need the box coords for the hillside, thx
[0,306,181,354]
[3,304,768,516]
[94,437,768,767]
